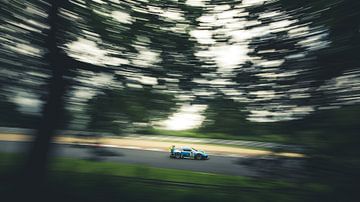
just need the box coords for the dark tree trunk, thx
[22,0,67,194]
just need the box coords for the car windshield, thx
[192,148,197,151]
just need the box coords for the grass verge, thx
[0,153,327,202]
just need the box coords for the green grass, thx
[0,153,327,202]
[50,157,278,188]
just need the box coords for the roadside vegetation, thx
[142,128,289,144]
[0,153,328,202]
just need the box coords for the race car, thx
[169,146,209,160]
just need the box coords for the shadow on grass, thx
[0,171,318,202]
[0,153,328,202]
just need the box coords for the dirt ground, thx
[0,133,304,158]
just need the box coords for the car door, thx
[182,148,191,157]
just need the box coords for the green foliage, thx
[200,97,251,135]
[86,87,176,134]
[0,153,327,202]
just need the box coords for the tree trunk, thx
[23,0,67,193]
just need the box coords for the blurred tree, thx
[0,0,359,200]
[200,96,251,135]
[24,0,68,186]
[86,86,176,134]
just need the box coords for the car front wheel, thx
[196,154,202,160]
[175,153,181,159]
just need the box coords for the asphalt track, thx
[0,141,258,177]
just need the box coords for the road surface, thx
[0,141,258,177]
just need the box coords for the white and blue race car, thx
[170,146,209,160]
